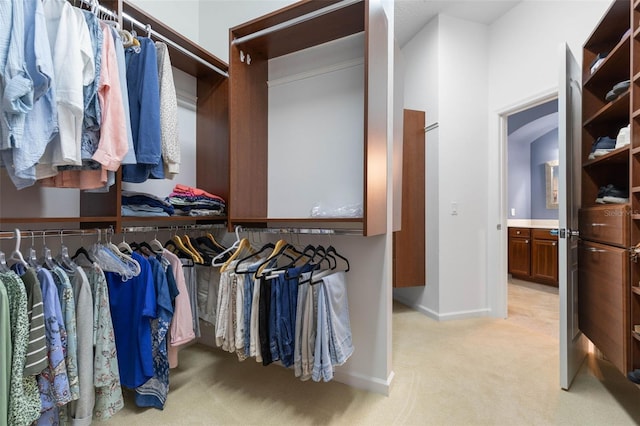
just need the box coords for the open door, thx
[558,42,588,390]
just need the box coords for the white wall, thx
[486,0,612,317]
[396,0,611,320]
[128,0,200,43]
[393,17,439,316]
[395,14,490,319]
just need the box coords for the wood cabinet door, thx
[532,238,559,285]
[508,237,531,278]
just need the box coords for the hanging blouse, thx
[1,271,42,426]
[18,267,48,376]
[0,278,12,424]
[155,41,180,178]
[83,264,123,421]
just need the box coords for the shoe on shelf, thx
[628,369,640,385]
[605,79,630,102]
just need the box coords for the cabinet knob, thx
[516,231,520,234]
[552,242,556,246]
[525,239,529,244]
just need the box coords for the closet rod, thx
[76,0,229,78]
[0,228,107,240]
[121,224,225,234]
[231,0,361,46]
[237,227,363,236]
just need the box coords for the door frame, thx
[495,88,558,321]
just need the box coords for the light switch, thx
[511,208,516,217]
[451,202,458,216]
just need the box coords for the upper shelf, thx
[583,34,630,89]
[583,90,630,127]
[229,0,365,60]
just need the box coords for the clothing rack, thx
[236,226,363,236]
[121,224,225,234]
[76,0,228,78]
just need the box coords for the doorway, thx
[505,97,560,339]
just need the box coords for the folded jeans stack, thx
[168,184,226,216]
[121,190,175,216]
[615,124,630,149]
[595,184,628,204]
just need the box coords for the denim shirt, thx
[0,0,58,190]
[123,37,163,183]
[1,0,35,150]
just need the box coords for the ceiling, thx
[395,0,521,47]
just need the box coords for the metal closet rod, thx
[235,226,363,236]
[231,0,361,46]
[0,228,109,240]
[121,224,225,234]
[76,0,228,78]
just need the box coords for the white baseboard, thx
[392,295,490,321]
[333,369,395,396]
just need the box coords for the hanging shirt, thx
[155,41,180,178]
[122,36,163,183]
[50,266,79,401]
[135,256,173,409]
[61,264,94,426]
[36,267,72,418]
[111,26,136,165]
[82,264,123,421]
[79,9,103,161]
[105,252,156,388]
[1,271,42,426]
[0,0,58,190]
[0,278,12,425]
[1,0,34,151]
[163,249,194,369]
[37,0,94,179]
[17,267,48,376]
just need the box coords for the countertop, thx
[507,219,559,229]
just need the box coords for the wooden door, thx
[393,109,425,288]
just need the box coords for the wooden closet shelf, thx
[121,216,227,223]
[633,108,640,119]
[632,146,640,155]
[632,286,640,296]
[630,214,640,220]
[635,0,640,10]
[583,145,629,167]
[635,26,640,40]
[0,216,118,224]
[633,71,640,83]
[633,331,640,342]
[583,91,630,127]
[583,35,630,88]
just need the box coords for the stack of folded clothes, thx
[168,184,226,216]
[615,124,630,149]
[122,190,175,216]
[588,136,617,159]
[595,184,628,204]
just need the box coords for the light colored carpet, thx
[107,283,640,425]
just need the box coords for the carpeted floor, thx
[108,280,640,425]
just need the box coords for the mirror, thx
[545,160,559,209]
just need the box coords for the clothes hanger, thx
[9,229,28,267]
[27,232,40,268]
[150,228,165,254]
[220,238,253,273]
[234,242,275,273]
[117,230,133,255]
[0,251,9,272]
[180,234,204,264]
[56,231,78,272]
[104,228,140,276]
[212,226,243,267]
[254,239,292,278]
[41,233,57,270]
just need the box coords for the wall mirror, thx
[545,160,559,209]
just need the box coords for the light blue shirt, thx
[1,0,34,150]
[0,0,58,189]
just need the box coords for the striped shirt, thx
[19,268,48,375]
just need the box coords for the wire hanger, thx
[9,229,27,267]
[212,226,243,267]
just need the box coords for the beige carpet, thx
[107,283,640,425]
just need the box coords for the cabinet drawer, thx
[579,205,629,247]
[509,227,530,238]
[578,240,629,374]
[532,228,557,241]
